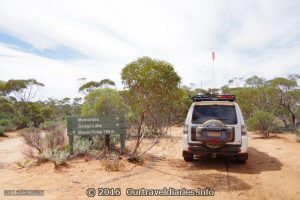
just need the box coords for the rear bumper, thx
[184,144,244,156]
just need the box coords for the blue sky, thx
[0,33,84,60]
[0,0,300,99]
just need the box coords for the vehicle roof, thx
[193,101,236,106]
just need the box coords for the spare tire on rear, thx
[195,119,234,147]
[203,119,225,128]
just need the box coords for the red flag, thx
[212,52,215,60]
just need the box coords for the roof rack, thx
[192,94,236,102]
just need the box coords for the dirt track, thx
[1,127,300,200]
[0,137,23,168]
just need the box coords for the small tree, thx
[267,77,300,126]
[81,88,126,117]
[121,56,181,159]
[247,111,278,137]
[40,106,54,120]
[5,79,44,102]
[79,79,115,94]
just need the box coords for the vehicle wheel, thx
[236,154,248,164]
[237,158,247,164]
[183,153,194,162]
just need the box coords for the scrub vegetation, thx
[1,57,300,164]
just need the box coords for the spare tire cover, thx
[199,119,227,147]
[202,119,225,128]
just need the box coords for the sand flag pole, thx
[212,51,215,93]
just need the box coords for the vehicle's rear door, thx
[189,103,241,145]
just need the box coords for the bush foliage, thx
[39,148,69,166]
[21,126,68,166]
[247,111,279,137]
[0,126,4,136]
[73,137,93,155]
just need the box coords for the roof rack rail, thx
[192,94,236,102]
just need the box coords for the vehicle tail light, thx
[241,125,247,136]
[183,124,188,134]
[216,95,236,101]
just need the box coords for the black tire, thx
[237,158,247,164]
[183,152,194,162]
[236,154,248,164]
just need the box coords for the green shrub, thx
[247,111,278,137]
[63,144,71,153]
[3,124,15,132]
[79,135,120,150]
[0,126,4,136]
[110,135,120,146]
[39,148,69,166]
[81,88,127,117]
[13,115,30,129]
[90,135,104,150]
[0,119,11,126]
[40,106,54,120]
[73,137,93,155]
[95,135,120,149]
[39,121,61,131]
[27,121,34,128]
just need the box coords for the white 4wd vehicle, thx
[183,94,248,163]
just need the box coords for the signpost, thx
[67,115,125,154]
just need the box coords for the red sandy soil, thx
[0,131,19,141]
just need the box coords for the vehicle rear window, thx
[192,105,237,124]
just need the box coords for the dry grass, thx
[101,157,125,171]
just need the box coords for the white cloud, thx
[0,0,300,99]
